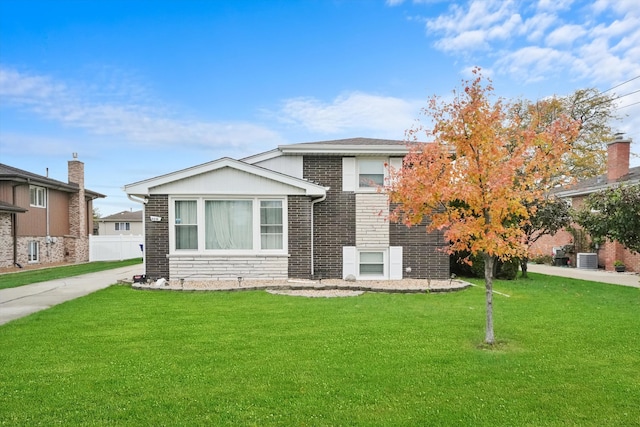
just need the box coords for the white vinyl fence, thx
[89,235,144,262]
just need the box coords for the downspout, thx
[310,191,327,278]
[127,193,148,273]
[12,184,19,266]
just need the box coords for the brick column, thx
[66,158,88,263]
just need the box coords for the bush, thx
[530,254,553,265]
[450,252,519,280]
[496,258,519,280]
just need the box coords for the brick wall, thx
[303,156,356,279]
[67,160,88,263]
[0,213,12,268]
[288,195,312,278]
[389,206,449,279]
[145,195,170,280]
[607,139,630,182]
[170,255,288,280]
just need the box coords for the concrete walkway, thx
[0,265,141,326]
[526,263,639,288]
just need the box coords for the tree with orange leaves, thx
[387,69,580,344]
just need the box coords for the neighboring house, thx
[96,210,143,235]
[125,138,449,281]
[0,158,104,270]
[531,135,640,272]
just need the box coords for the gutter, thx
[310,191,328,277]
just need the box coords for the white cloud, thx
[536,0,574,13]
[0,67,284,151]
[494,46,573,82]
[275,92,421,138]
[545,24,587,47]
[426,0,521,53]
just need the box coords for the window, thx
[28,241,39,263]
[359,251,384,276]
[358,159,385,188]
[260,200,283,249]
[171,198,286,252]
[115,222,130,231]
[205,200,253,250]
[30,186,46,208]
[175,200,198,250]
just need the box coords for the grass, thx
[0,258,142,290]
[1,273,638,426]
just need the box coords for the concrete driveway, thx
[0,265,141,326]
[526,263,639,288]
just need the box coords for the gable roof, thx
[0,163,105,199]
[555,166,640,197]
[124,157,327,197]
[100,210,143,222]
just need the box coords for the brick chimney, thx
[607,133,631,183]
[66,153,88,263]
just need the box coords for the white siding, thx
[151,167,306,196]
[252,155,303,179]
[98,221,143,236]
[355,193,389,247]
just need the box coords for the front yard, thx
[0,274,638,426]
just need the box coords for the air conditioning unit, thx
[576,253,598,269]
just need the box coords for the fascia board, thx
[278,144,411,155]
[124,157,326,197]
[240,148,283,164]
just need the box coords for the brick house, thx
[0,158,104,270]
[124,138,449,281]
[531,135,640,272]
[96,210,143,236]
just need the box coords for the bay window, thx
[172,197,286,252]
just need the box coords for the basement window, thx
[28,240,39,263]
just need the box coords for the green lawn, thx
[1,274,638,426]
[0,258,142,290]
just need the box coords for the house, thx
[0,157,105,270]
[96,210,143,236]
[531,134,640,272]
[124,138,449,282]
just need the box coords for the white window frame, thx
[30,185,47,208]
[169,196,288,255]
[343,157,403,192]
[28,240,39,263]
[174,200,198,250]
[358,250,387,279]
[358,158,386,190]
[343,246,403,280]
[115,222,130,231]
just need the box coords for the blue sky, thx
[1,0,639,216]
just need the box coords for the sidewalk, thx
[0,265,141,326]
[526,263,639,288]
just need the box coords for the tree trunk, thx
[520,257,528,278]
[483,253,495,345]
